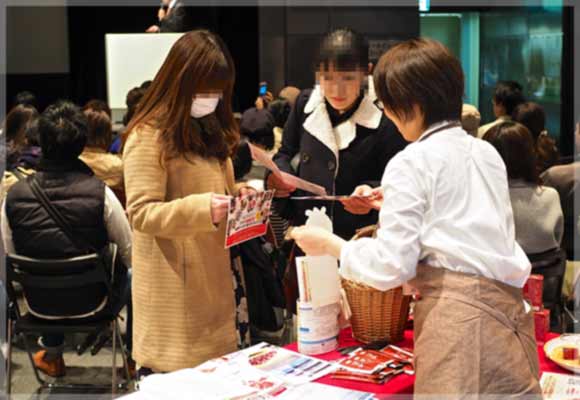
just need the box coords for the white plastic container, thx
[297,300,340,355]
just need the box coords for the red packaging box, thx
[523,275,544,310]
[534,309,550,343]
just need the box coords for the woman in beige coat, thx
[123,30,250,374]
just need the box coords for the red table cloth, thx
[285,329,569,398]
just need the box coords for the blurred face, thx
[492,98,506,118]
[191,90,223,118]
[317,65,365,113]
[383,105,425,142]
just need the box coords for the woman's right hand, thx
[266,173,296,198]
[211,194,231,224]
[341,185,383,214]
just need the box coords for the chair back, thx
[6,245,116,319]
[528,247,567,328]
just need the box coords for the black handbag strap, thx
[27,176,97,254]
[11,167,28,181]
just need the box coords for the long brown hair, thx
[123,30,238,163]
[512,102,559,173]
[483,121,540,185]
[4,104,38,145]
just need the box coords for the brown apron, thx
[409,265,542,399]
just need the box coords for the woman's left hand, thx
[290,226,346,258]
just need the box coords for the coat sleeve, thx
[272,90,310,176]
[363,117,408,188]
[340,151,425,291]
[123,127,217,239]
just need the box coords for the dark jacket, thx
[6,158,108,259]
[17,145,41,170]
[271,88,408,239]
[159,1,189,33]
[542,161,580,260]
[5,159,130,319]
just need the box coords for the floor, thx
[3,307,293,400]
[4,306,134,400]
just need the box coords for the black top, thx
[271,89,408,239]
[159,1,189,33]
[6,158,108,258]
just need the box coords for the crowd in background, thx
[1,28,579,385]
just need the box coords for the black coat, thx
[272,89,408,239]
[159,1,189,33]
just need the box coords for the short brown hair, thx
[483,121,540,185]
[83,107,112,151]
[373,38,464,128]
[83,99,111,119]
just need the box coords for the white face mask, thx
[191,97,220,118]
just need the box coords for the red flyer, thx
[225,190,274,248]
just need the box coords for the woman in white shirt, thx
[291,38,541,397]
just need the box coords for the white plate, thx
[544,334,580,373]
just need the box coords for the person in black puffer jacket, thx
[1,101,132,378]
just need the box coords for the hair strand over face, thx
[123,30,239,163]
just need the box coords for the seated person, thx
[483,121,563,255]
[110,86,147,154]
[17,116,42,170]
[80,101,125,202]
[478,81,525,138]
[542,122,580,303]
[1,101,132,378]
[1,105,39,198]
[3,104,38,170]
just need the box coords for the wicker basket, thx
[342,279,411,343]
[342,224,411,344]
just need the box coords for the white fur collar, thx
[302,85,382,166]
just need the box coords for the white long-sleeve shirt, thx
[1,186,132,268]
[340,123,531,290]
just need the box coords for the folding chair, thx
[5,245,131,395]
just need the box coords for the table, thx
[285,329,570,397]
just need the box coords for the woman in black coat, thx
[267,29,407,240]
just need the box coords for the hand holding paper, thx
[249,143,327,196]
[341,184,383,215]
[224,190,274,248]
